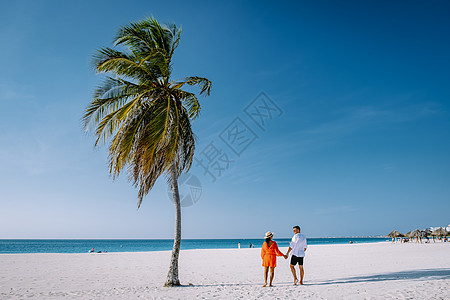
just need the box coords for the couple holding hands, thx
[261,226,307,287]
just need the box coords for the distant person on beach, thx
[285,226,307,285]
[249,242,253,248]
[238,242,241,249]
[89,248,95,253]
[261,231,286,287]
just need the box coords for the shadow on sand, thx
[180,268,450,288]
[306,268,450,286]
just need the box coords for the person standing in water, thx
[285,226,307,285]
[261,231,286,287]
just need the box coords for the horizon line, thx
[0,236,388,240]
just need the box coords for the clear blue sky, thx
[1,0,449,239]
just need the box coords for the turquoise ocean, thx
[0,238,388,254]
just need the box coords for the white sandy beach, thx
[1,242,449,299]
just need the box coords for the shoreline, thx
[0,240,392,255]
[0,237,389,255]
[0,236,389,239]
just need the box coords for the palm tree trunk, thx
[165,163,182,286]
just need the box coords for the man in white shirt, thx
[285,225,307,285]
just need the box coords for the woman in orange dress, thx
[261,231,286,287]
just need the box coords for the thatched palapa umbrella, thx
[423,229,432,237]
[410,229,423,237]
[409,229,424,242]
[387,230,404,238]
[432,227,448,237]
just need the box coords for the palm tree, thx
[82,17,211,286]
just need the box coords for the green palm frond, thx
[83,77,149,131]
[83,17,211,207]
[94,92,145,147]
[93,48,159,81]
[115,20,156,52]
[115,17,179,61]
[173,90,201,120]
[173,76,212,96]
[166,23,181,57]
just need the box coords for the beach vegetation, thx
[82,17,211,286]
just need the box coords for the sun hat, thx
[264,231,274,239]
